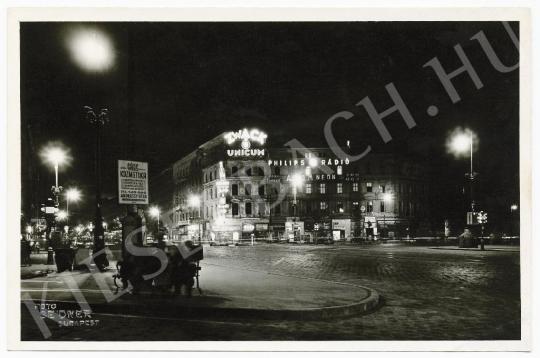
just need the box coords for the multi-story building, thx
[171,128,430,242]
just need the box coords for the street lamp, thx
[148,206,161,236]
[56,210,68,222]
[68,26,115,271]
[381,192,393,235]
[447,128,478,214]
[66,27,115,73]
[41,146,70,205]
[65,187,81,217]
[291,173,304,217]
[188,195,202,244]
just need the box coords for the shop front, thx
[332,218,351,241]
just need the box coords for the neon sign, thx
[224,128,267,157]
[224,128,267,149]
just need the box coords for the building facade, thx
[171,128,430,243]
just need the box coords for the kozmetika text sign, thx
[118,160,149,204]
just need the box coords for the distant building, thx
[171,128,430,243]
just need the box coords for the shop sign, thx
[242,223,255,232]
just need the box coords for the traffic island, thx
[20,262,380,321]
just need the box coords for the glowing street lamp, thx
[66,25,115,271]
[65,187,81,217]
[56,210,68,222]
[447,128,478,214]
[41,145,70,205]
[66,27,115,73]
[188,195,202,243]
[291,173,304,217]
[148,206,161,234]
[510,204,518,212]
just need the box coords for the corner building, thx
[171,128,430,243]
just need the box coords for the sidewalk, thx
[21,260,379,320]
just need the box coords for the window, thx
[245,202,252,216]
[274,167,281,175]
[274,203,281,215]
[231,184,238,196]
[337,165,343,175]
[231,166,238,176]
[320,201,328,210]
[380,201,385,212]
[337,183,343,194]
[232,202,239,216]
[245,184,251,196]
[353,182,359,192]
[246,167,252,176]
[353,202,359,211]
[210,188,213,199]
[337,202,344,213]
[209,172,213,181]
[320,183,326,194]
[367,200,373,213]
[258,203,266,216]
[380,184,386,193]
[258,185,265,196]
[366,182,373,192]
[305,183,312,194]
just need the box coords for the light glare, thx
[67,27,115,72]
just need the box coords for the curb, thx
[429,247,519,252]
[21,287,380,321]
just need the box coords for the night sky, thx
[20,21,520,228]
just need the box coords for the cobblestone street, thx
[22,243,521,340]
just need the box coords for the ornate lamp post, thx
[85,106,109,270]
[67,26,115,270]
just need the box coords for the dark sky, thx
[20,21,520,227]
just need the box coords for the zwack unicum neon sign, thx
[224,128,268,157]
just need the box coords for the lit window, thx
[366,182,373,192]
[320,183,326,194]
[353,182,359,192]
[320,201,327,210]
[337,165,343,175]
[305,183,312,194]
[337,183,343,194]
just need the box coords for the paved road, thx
[21,244,520,340]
